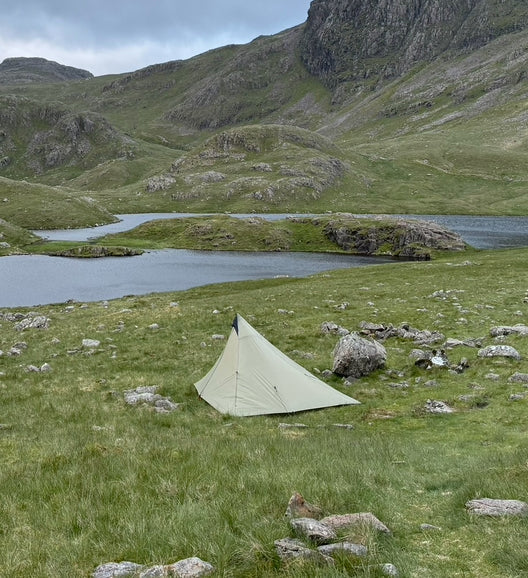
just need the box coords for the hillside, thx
[1,0,528,223]
[0,57,93,84]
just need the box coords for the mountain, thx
[300,0,528,87]
[0,57,93,84]
[2,0,528,226]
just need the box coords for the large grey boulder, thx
[333,333,387,378]
[478,345,521,360]
[466,498,528,517]
[290,517,337,545]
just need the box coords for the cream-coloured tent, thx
[194,314,360,416]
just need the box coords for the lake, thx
[1,213,526,308]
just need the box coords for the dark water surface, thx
[3,213,525,308]
[0,250,389,308]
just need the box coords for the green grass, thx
[1,247,528,576]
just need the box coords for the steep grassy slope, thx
[0,177,116,229]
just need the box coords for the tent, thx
[194,314,360,416]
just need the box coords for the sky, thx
[0,0,312,77]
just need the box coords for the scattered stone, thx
[93,561,143,578]
[14,315,50,331]
[148,323,159,330]
[82,338,101,348]
[153,398,181,413]
[274,538,334,565]
[359,321,444,345]
[26,365,41,373]
[490,324,528,337]
[279,423,308,429]
[278,309,294,315]
[290,517,337,545]
[320,512,392,534]
[317,542,368,558]
[332,333,387,378]
[165,557,215,577]
[425,400,454,414]
[485,372,500,381]
[381,563,400,577]
[321,321,349,336]
[509,393,525,401]
[478,345,521,360]
[444,337,483,348]
[285,492,323,519]
[93,557,214,578]
[424,380,439,388]
[509,372,528,384]
[333,423,355,430]
[321,369,333,379]
[124,386,180,413]
[211,334,225,340]
[466,498,528,517]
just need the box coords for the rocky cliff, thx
[0,57,93,85]
[300,0,528,87]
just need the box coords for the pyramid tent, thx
[194,314,360,416]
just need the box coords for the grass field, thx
[1,247,527,577]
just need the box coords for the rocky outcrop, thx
[300,0,528,87]
[323,216,466,259]
[0,57,93,85]
[49,246,143,258]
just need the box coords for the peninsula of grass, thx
[1,247,527,577]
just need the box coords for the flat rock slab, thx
[318,542,368,558]
[274,538,334,565]
[320,512,392,534]
[466,498,528,517]
[290,517,337,544]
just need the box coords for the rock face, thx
[300,0,528,87]
[0,57,93,84]
[333,333,387,378]
[323,217,465,259]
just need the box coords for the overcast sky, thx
[0,1,312,77]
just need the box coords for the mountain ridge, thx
[1,0,528,223]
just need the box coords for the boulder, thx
[290,517,337,544]
[333,333,387,378]
[466,498,528,517]
[425,400,454,414]
[320,512,392,534]
[93,561,143,578]
[478,345,521,360]
[165,557,215,577]
[509,372,528,384]
[274,538,334,565]
[14,315,50,331]
[490,324,528,337]
[317,542,368,558]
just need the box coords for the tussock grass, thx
[1,248,528,576]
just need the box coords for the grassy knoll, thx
[100,214,465,260]
[1,247,527,577]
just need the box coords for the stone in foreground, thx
[466,498,528,517]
